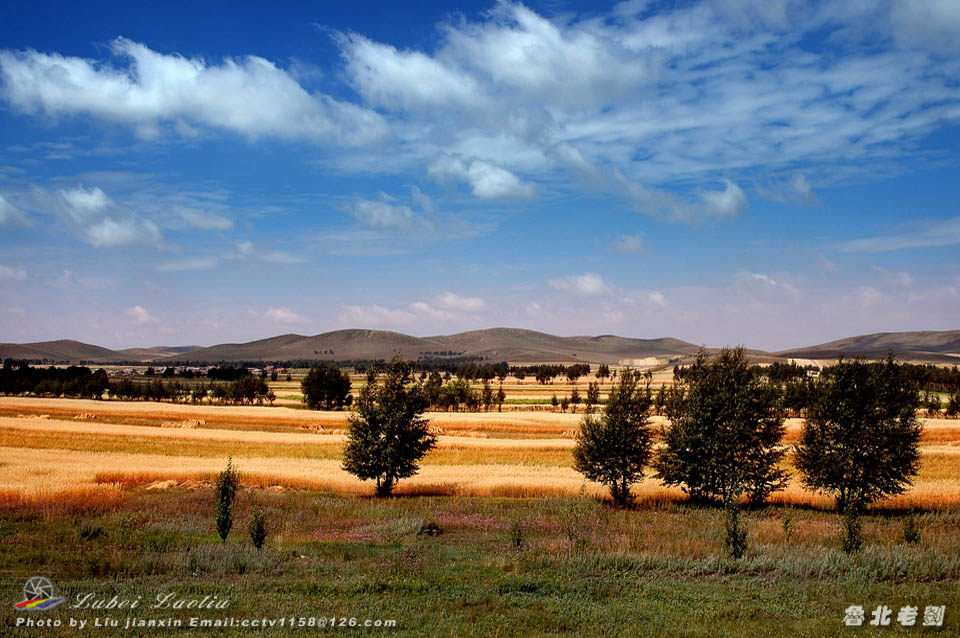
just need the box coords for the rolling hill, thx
[775,330,960,363]
[1,329,958,365]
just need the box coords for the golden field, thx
[2,396,959,511]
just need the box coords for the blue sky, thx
[1,0,959,351]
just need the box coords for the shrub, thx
[509,519,525,550]
[724,503,748,559]
[416,521,442,537]
[903,512,922,544]
[841,508,863,554]
[215,457,239,542]
[248,506,267,550]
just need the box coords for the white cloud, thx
[60,186,110,221]
[647,291,666,307]
[348,198,423,229]
[84,216,161,248]
[0,37,388,145]
[265,306,306,324]
[436,291,486,312]
[337,33,481,110]
[176,206,232,230]
[408,301,452,320]
[428,156,535,200]
[701,179,748,219]
[548,273,615,297]
[126,305,156,324]
[0,264,27,281]
[609,234,645,253]
[0,193,30,226]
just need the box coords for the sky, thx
[1,0,959,351]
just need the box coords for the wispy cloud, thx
[838,218,960,252]
[175,206,232,230]
[0,264,27,281]
[608,234,645,254]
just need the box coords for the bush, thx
[724,503,748,559]
[903,512,922,544]
[248,506,267,550]
[215,458,239,542]
[573,369,653,508]
[416,521,442,537]
[841,508,863,554]
[509,519,526,550]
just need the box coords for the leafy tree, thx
[585,382,600,414]
[496,384,506,412]
[573,370,653,507]
[215,457,239,542]
[596,364,610,384]
[654,384,666,416]
[550,394,558,410]
[342,358,436,497]
[654,347,787,506]
[795,354,922,512]
[301,364,353,410]
[946,391,960,418]
[481,380,494,412]
[570,387,581,413]
[423,371,443,408]
[560,395,570,413]
[514,370,526,385]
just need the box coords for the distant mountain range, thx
[1,328,958,365]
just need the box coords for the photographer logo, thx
[14,576,64,611]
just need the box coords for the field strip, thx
[0,416,576,450]
[0,446,606,498]
[2,445,959,508]
[0,397,588,435]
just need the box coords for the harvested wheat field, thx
[1,397,959,510]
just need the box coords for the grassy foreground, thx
[3,488,958,637]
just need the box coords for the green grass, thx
[3,490,959,637]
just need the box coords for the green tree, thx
[481,380,494,412]
[514,370,526,385]
[795,354,922,512]
[301,364,353,410]
[570,387,581,413]
[573,370,653,507]
[654,347,787,506]
[585,381,600,414]
[596,364,610,384]
[215,457,239,542]
[341,358,436,497]
[496,384,506,412]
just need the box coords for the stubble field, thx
[3,394,960,636]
